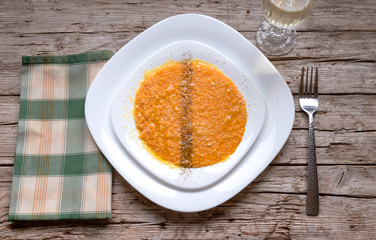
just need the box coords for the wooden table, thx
[1,0,375,239]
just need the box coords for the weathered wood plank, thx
[252,165,376,197]
[1,31,375,62]
[276,130,376,165]
[0,0,375,33]
[276,62,376,95]
[0,31,374,95]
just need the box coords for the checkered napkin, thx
[9,50,114,220]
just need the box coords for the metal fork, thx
[299,67,319,216]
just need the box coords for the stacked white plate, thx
[85,14,295,212]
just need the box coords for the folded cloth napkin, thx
[9,50,114,220]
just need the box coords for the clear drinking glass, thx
[256,0,313,55]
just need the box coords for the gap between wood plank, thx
[251,191,376,199]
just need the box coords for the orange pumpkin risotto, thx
[134,60,247,168]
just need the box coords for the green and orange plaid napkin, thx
[9,50,114,220]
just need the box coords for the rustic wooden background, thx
[1,0,375,239]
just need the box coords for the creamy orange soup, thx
[134,60,247,168]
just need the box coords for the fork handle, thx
[306,114,319,216]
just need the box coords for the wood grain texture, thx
[0,0,376,239]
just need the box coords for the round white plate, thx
[85,14,295,212]
[110,40,266,190]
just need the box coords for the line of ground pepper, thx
[179,60,193,168]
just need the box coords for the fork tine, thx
[314,67,318,98]
[309,67,313,97]
[299,67,305,97]
[305,66,309,97]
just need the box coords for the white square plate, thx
[85,14,294,212]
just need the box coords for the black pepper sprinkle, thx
[180,60,193,168]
